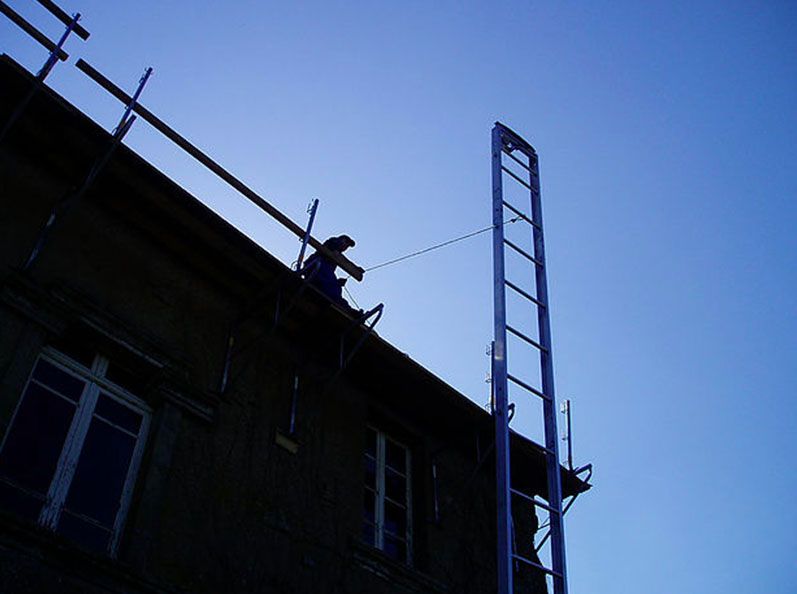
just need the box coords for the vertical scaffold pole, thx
[37,12,80,81]
[296,198,319,271]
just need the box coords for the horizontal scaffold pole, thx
[75,58,365,281]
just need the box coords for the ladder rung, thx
[504,239,543,267]
[510,488,561,514]
[501,200,538,228]
[507,373,551,402]
[512,553,563,578]
[502,147,533,173]
[507,324,547,353]
[501,165,537,193]
[505,280,546,309]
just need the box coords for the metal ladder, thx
[491,122,568,594]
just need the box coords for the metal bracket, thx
[534,464,592,553]
[318,303,384,391]
[338,303,384,370]
[296,198,319,271]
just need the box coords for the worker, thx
[301,235,362,316]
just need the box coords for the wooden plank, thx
[0,1,68,61]
[35,0,90,40]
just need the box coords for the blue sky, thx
[3,2,796,592]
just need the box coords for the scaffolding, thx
[0,0,363,281]
[1,0,383,410]
[2,6,590,590]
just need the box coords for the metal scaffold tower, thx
[491,122,568,594]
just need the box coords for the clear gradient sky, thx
[2,2,796,592]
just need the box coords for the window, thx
[0,348,150,555]
[363,427,412,563]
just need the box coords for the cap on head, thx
[324,235,356,251]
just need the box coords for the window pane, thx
[385,439,406,474]
[365,427,377,457]
[57,511,111,553]
[0,480,44,521]
[384,499,407,538]
[63,417,137,527]
[94,394,142,434]
[385,468,406,504]
[363,487,375,525]
[0,382,77,494]
[32,359,85,402]
[383,533,407,562]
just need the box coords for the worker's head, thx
[324,235,356,252]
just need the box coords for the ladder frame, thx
[491,122,568,594]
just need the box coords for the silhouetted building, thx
[0,55,588,593]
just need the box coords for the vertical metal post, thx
[218,333,234,395]
[296,198,319,270]
[35,1,91,40]
[289,374,299,435]
[529,154,568,594]
[115,67,153,135]
[489,341,495,413]
[37,12,80,81]
[561,399,573,471]
[431,462,440,523]
[491,126,513,594]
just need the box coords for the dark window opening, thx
[363,427,412,564]
[0,349,150,556]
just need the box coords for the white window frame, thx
[365,426,413,564]
[0,347,151,556]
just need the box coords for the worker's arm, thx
[311,240,364,281]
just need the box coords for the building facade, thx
[0,55,588,593]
